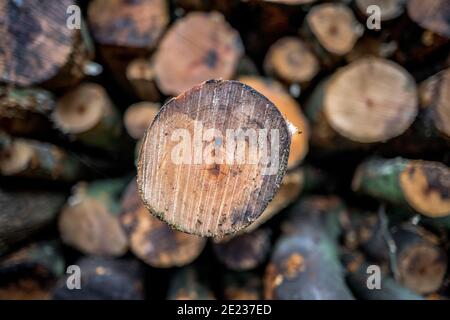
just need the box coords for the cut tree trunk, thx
[302,3,363,67]
[0,86,54,135]
[120,179,206,268]
[392,224,448,294]
[53,256,144,300]
[306,57,418,149]
[264,196,354,299]
[0,136,87,182]
[124,102,160,140]
[263,37,319,88]
[52,83,124,152]
[417,68,450,141]
[212,227,271,271]
[238,76,309,169]
[167,266,215,300]
[0,0,93,88]
[0,241,64,300]
[352,157,450,218]
[153,12,244,96]
[407,0,450,38]
[126,57,161,102]
[137,79,291,237]
[58,178,128,257]
[87,0,169,90]
[0,186,66,256]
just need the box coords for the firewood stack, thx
[0,0,449,300]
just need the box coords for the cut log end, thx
[264,37,319,85]
[398,243,447,294]
[120,180,206,268]
[307,3,361,56]
[124,102,160,140]
[238,76,309,169]
[407,0,450,38]
[58,182,128,256]
[54,84,107,134]
[0,139,32,176]
[399,161,450,218]
[419,68,450,139]
[137,79,291,237]
[324,58,418,143]
[88,0,169,48]
[154,12,244,95]
[0,0,78,86]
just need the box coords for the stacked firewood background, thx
[0,0,449,300]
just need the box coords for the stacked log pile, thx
[0,0,449,300]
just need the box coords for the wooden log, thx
[58,178,128,257]
[53,256,144,300]
[0,86,54,135]
[126,57,161,102]
[238,76,309,169]
[235,55,260,78]
[212,227,271,271]
[264,196,354,299]
[0,241,64,300]
[345,34,398,63]
[52,83,124,152]
[407,0,450,38]
[87,0,169,89]
[0,136,86,182]
[343,251,424,300]
[352,157,450,218]
[263,37,319,88]
[417,68,450,141]
[306,58,418,149]
[392,225,448,294]
[302,3,363,67]
[137,79,291,237]
[153,12,244,96]
[262,0,317,4]
[355,0,406,22]
[223,271,262,300]
[124,102,160,140]
[0,0,93,88]
[120,179,206,268]
[0,186,66,256]
[167,266,215,300]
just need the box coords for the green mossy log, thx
[353,157,450,218]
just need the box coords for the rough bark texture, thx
[0,186,66,256]
[137,79,291,237]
